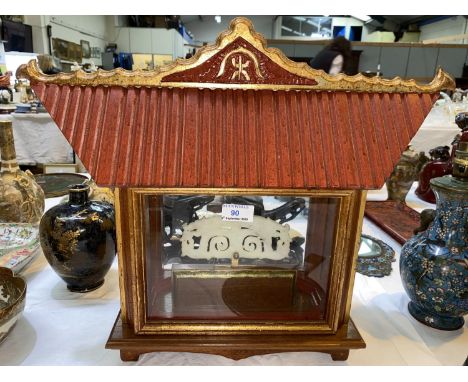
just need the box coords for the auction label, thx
[221,204,254,222]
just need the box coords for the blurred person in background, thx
[310,36,352,75]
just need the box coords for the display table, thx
[10,113,74,165]
[0,188,466,366]
[408,104,461,154]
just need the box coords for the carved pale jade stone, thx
[181,215,291,260]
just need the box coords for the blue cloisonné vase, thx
[400,165,467,330]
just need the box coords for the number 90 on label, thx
[221,204,254,222]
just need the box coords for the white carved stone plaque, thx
[180,215,291,261]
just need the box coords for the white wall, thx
[24,15,114,65]
[183,15,276,44]
[4,52,38,83]
[365,31,395,43]
[24,15,190,64]
[22,16,48,54]
[48,16,109,40]
[113,27,190,59]
[48,16,111,65]
[420,16,468,44]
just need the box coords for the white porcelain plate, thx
[0,223,40,274]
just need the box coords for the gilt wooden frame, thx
[114,187,366,333]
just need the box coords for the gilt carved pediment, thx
[161,37,318,87]
[20,17,454,93]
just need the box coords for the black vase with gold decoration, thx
[39,184,116,292]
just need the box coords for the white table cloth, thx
[408,104,463,154]
[0,187,466,366]
[10,113,74,165]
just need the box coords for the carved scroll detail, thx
[181,216,291,261]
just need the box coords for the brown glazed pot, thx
[39,184,116,292]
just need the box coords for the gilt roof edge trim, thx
[19,17,455,94]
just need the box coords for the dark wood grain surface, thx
[364,201,421,244]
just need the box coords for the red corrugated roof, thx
[32,82,437,189]
[24,18,449,190]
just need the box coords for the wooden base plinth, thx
[106,312,365,362]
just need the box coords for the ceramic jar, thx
[39,184,116,292]
[0,267,26,343]
[415,146,452,204]
[0,118,45,223]
[400,143,468,330]
[386,146,420,202]
[60,179,115,205]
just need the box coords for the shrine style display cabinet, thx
[22,17,454,361]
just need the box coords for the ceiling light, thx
[351,15,372,22]
[214,16,221,24]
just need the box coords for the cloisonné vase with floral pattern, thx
[39,184,116,292]
[400,153,467,330]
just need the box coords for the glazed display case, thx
[126,191,355,327]
[109,186,366,361]
[19,17,454,362]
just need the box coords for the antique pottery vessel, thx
[451,112,468,161]
[400,142,468,330]
[0,118,45,223]
[60,179,115,205]
[0,267,26,343]
[85,179,114,205]
[39,184,116,292]
[415,146,452,204]
[416,113,468,204]
[386,146,420,202]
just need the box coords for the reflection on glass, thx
[162,195,307,268]
[356,234,395,277]
[358,236,382,258]
[145,195,339,321]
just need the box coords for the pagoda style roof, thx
[21,17,454,190]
